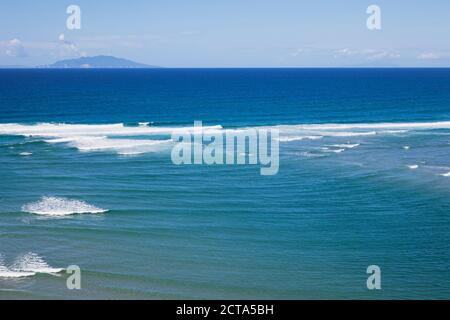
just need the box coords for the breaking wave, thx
[259,121,450,139]
[0,254,33,278]
[268,121,450,131]
[46,136,172,154]
[0,122,223,137]
[0,122,221,155]
[1,121,450,155]
[11,253,64,274]
[277,135,323,142]
[321,147,345,153]
[22,196,108,216]
[328,143,360,149]
[0,253,63,278]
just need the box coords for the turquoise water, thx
[0,69,449,299]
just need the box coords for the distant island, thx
[39,55,161,69]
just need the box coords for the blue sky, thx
[1,0,449,67]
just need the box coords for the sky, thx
[0,0,450,67]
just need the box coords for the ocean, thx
[0,68,449,299]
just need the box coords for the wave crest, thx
[0,253,63,278]
[0,122,222,155]
[12,252,64,274]
[1,121,450,155]
[22,197,107,216]
[0,253,35,278]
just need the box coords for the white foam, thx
[299,151,326,158]
[272,121,450,131]
[0,254,36,278]
[22,196,107,216]
[318,131,377,137]
[0,123,223,138]
[381,130,408,134]
[0,123,222,155]
[0,270,36,278]
[403,146,411,150]
[277,135,323,142]
[407,165,419,170]
[47,136,172,154]
[118,151,145,156]
[1,121,449,140]
[19,152,32,156]
[258,121,450,140]
[321,147,345,153]
[439,172,450,177]
[328,143,360,149]
[11,253,63,274]
[1,121,449,156]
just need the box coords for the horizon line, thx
[1,66,450,69]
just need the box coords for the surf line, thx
[170,121,279,176]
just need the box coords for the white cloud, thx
[335,48,358,56]
[417,52,440,60]
[1,35,88,60]
[334,48,400,60]
[3,38,28,57]
[57,34,86,57]
[290,48,308,57]
[75,34,163,50]
[366,51,400,60]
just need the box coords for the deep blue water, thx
[2,68,450,125]
[0,69,449,299]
